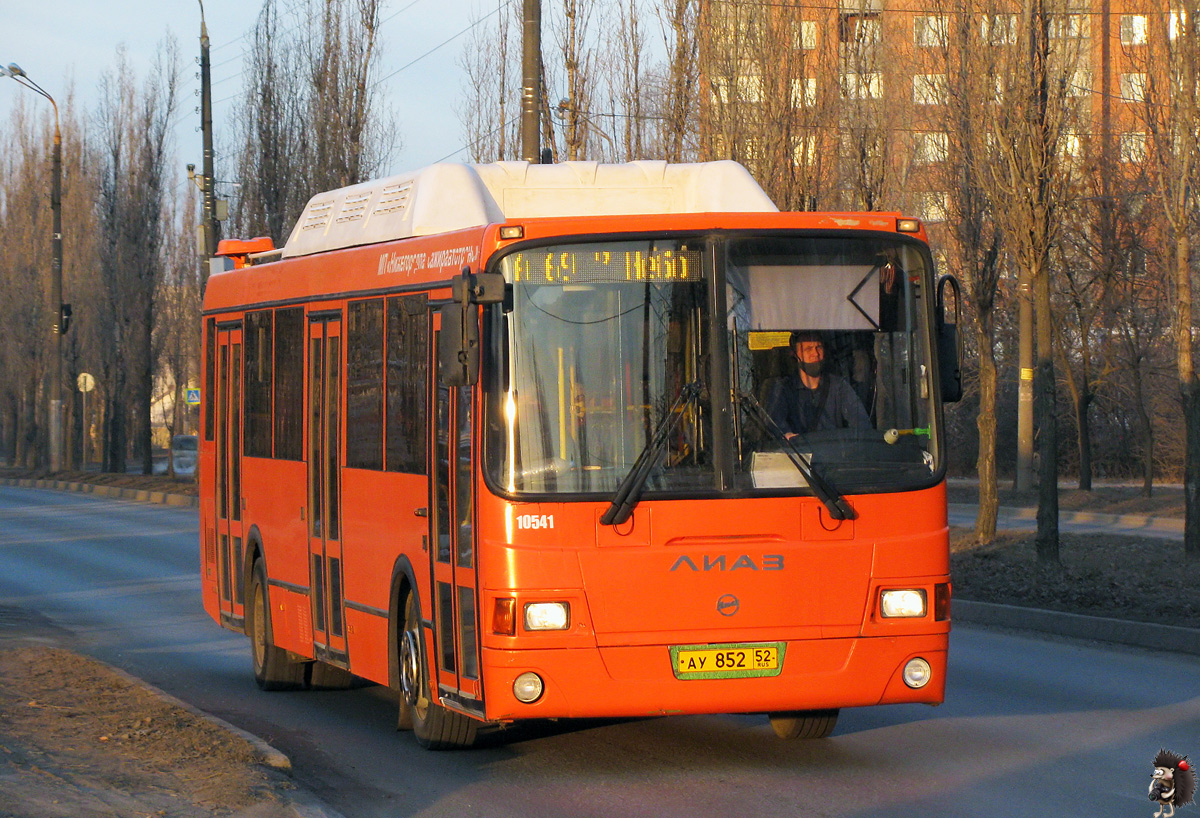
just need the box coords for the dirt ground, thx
[947,481,1200,630]
[0,641,302,818]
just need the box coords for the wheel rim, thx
[399,628,421,708]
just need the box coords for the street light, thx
[2,62,67,472]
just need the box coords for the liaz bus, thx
[200,160,961,749]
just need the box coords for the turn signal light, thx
[493,598,516,636]
[934,582,951,621]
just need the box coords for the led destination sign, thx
[507,243,704,284]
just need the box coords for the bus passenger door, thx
[429,328,483,715]
[308,314,348,665]
[214,324,245,628]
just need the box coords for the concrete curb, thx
[103,662,292,773]
[101,662,347,818]
[0,476,199,508]
[953,599,1200,656]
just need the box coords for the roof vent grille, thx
[335,191,373,224]
[300,200,334,232]
[373,181,413,217]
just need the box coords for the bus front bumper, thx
[478,633,947,722]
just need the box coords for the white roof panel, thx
[281,160,777,258]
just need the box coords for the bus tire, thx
[768,709,839,739]
[400,592,478,749]
[248,559,305,691]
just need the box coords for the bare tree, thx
[95,42,180,474]
[1133,5,1200,558]
[978,0,1084,563]
[460,0,519,162]
[0,100,51,467]
[234,0,395,244]
[933,0,1006,542]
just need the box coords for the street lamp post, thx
[2,62,66,472]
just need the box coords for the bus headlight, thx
[880,589,927,618]
[513,672,544,703]
[903,657,932,689]
[524,602,570,631]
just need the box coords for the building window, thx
[913,131,949,164]
[1059,130,1084,158]
[840,14,882,44]
[738,75,764,103]
[1068,69,1092,98]
[791,77,818,107]
[841,72,883,100]
[1170,9,1188,40]
[913,73,948,105]
[1120,132,1147,163]
[1121,15,1149,45]
[1121,72,1147,103]
[793,133,819,165]
[793,20,818,50]
[914,16,948,47]
[917,192,948,223]
[1049,14,1089,39]
[981,14,1018,45]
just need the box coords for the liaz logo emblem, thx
[717,594,739,616]
[669,554,785,572]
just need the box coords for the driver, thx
[766,331,871,438]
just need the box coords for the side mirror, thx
[439,267,506,387]
[936,274,963,403]
[439,301,478,387]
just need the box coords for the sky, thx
[1,0,492,200]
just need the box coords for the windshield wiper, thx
[600,380,702,527]
[737,391,857,521]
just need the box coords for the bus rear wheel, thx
[248,559,305,691]
[768,709,839,739]
[400,592,478,750]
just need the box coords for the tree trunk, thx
[1075,389,1092,490]
[1184,380,1200,560]
[974,315,999,543]
[1034,247,1059,564]
[1132,359,1154,497]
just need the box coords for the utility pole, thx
[521,0,541,162]
[2,63,66,472]
[199,0,218,264]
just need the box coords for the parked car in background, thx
[170,434,198,478]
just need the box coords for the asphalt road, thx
[1,485,1197,818]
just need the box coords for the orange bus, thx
[200,160,960,749]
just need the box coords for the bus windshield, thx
[491,239,715,495]
[727,235,939,493]
[487,233,940,498]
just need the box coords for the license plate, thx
[669,642,785,680]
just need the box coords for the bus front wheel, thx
[248,560,305,691]
[768,709,839,739]
[400,592,478,749]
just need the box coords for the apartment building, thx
[698,0,1192,220]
